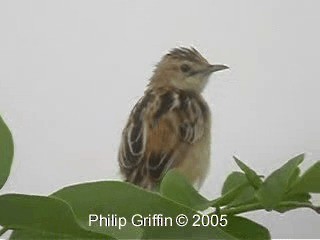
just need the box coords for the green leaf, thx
[10,229,73,239]
[223,215,270,240]
[227,185,256,208]
[0,194,108,239]
[290,161,320,194]
[283,192,311,202]
[160,169,211,211]
[52,181,236,239]
[288,168,300,190]
[0,115,14,190]
[233,157,262,189]
[255,154,304,210]
[222,172,247,195]
[211,172,251,207]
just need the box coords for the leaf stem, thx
[0,227,9,237]
[282,201,320,214]
[210,183,248,207]
[218,201,320,215]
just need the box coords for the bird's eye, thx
[180,64,191,73]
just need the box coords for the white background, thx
[0,0,320,238]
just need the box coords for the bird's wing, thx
[118,88,209,188]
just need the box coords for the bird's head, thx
[149,47,228,92]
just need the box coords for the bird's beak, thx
[207,64,229,73]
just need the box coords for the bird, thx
[118,47,228,190]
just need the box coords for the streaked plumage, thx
[118,47,228,189]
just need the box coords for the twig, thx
[217,201,320,215]
[219,202,263,215]
[281,201,320,214]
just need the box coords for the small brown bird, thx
[118,47,228,190]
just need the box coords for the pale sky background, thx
[0,0,320,239]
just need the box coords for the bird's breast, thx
[176,113,211,189]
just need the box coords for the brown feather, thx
[118,87,210,189]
